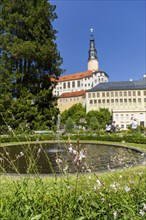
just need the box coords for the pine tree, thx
[0,0,63,132]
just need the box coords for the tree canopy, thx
[0,0,63,133]
[61,103,86,127]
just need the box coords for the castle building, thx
[55,30,108,112]
[53,31,109,97]
[54,30,146,129]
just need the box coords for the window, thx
[98,100,101,103]
[88,93,91,98]
[133,98,136,102]
[63,82,66,89]
[102,99,105,103]
[97,92,100,97]
[121,114,124,120]
[138,98,141,102]
[111,99,114,103]
[77,81,80,87]
[128,98,132,103]
[106,92,109,97]
[120,99,123,103]
[72,81,75,87]
[121,124,124,129]
[144,98,146,102]
[107,99,109,103]
[90,100,93,104]
[124,91,127,96]
[115,99,118,103]
[68,82,70,88]
[111,92,114,97]
[102,92,105,97]
[144,91,146,96]
[115,114,118,120]
[137,91,141,96]
[128,91,131,96]
[119,91,122,96]
[92,93,95,98]
[115,92,118,97]
[133,91,136,96]
[94,100,97,104]
[124,99,127,102]
[126,114,129,120]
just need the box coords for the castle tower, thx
[88,28,99,71]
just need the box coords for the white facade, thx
[53,70,109,97]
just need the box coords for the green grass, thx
[0,166,146,219]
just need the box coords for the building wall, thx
[86,89,146,129]
[57,96,85,112]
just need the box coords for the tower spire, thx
[88,28,99,71]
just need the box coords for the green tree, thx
[65,117,74,133]
[86,108,111,130]
[0,0,63,132]
[89,116,98,131]
[61,103,86,127]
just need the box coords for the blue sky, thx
[50,0,146,82]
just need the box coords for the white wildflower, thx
[138,172,143,176]
[96,179,102,187]
[119,175,123,178]
[143,204,146,211]
[56,158,62,164]
[139,209,145,216]
[101,197,105,202]
[125,186,130,192]
[93,186,97,190]
[113,210,117,219]
[63,165,68,172]
[37,148,41,154]
[87,168,91,172]
[110,182,119,191]
[20,151,24,157]
[79,150,86,161]
[68,146,73,153]
[73,149,77,155]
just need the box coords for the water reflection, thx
[0,143,145,174]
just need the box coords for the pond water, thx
[0,142,145,174]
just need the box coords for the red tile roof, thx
[58,70,92,82]
[50,70,108,82]
[59,90,86,98]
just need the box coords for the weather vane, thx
[90,28,94,33]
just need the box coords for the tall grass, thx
[0,166,146,219]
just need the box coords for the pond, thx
[0,142,145,174]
